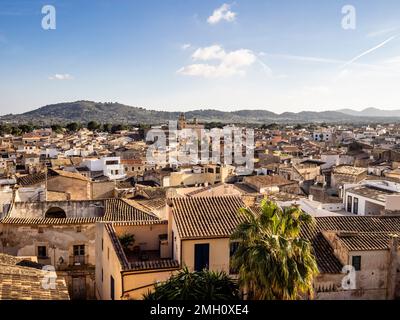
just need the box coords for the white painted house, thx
[41,148,59,159]
[313,130,333,142]
[82,157,126,180]
[344,181,400,216]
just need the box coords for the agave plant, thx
[231,199,319,300]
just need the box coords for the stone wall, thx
[47,176,91,200]
[91,181,115,199]
[9,200,105,219]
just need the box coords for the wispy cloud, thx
[49,74,74,81]
[367,27,399,38]
[181,43,191,50]
[177,44,256,78]
[267,53,343,65]
[256,55,273,75]
[343,35,399,68]
[207,3,236,25]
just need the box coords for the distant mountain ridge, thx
[1,101,400,125]
[338,107,400,118]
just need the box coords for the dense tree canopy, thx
[65,122,81,132]
[87,121,101,131]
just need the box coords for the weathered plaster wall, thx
[9,200,105,219]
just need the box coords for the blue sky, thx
[1,0,400,114]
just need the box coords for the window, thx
[101,268,103,282]
[352,256,361,271]
[107,247,110,260]
[73,245,85,256]
[347,195,353,212]
[353,198,359,215]
[101,238,103,251]
[110,276,115,300]
[37,246,47,258]
[73,245,85,264]
[194,243,209,271]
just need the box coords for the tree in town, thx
[87,121,101,132]
[18,124,34,133]
[51,124,64,134]
[231,199,319,300]
[111,124,128,134]
[0,124,13,135]
[65,122,81,132]
[102,123,113,133]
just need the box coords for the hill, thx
[338,107,400,118]
[1,101,400,125]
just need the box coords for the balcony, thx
[71,254,86,266]
[61,255,88,268]
[37,256,51,266]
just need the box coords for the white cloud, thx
[192,45,226,61]
[207,4,236,25]
[181,43,191,50]
[177,45,256,78]
[49,74,74,80]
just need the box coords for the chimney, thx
[387,234,399,300]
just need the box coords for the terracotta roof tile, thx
[103,199,159,221]
[171,196,250,239]
[335,232,400,251]
[0,254,70,300]
[244,175,296,187]
[17,172,46,186]
[0,217,102,225]
[129,259,180,271]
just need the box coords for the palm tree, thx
[231,199,319,300]
[143,267,240,300]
